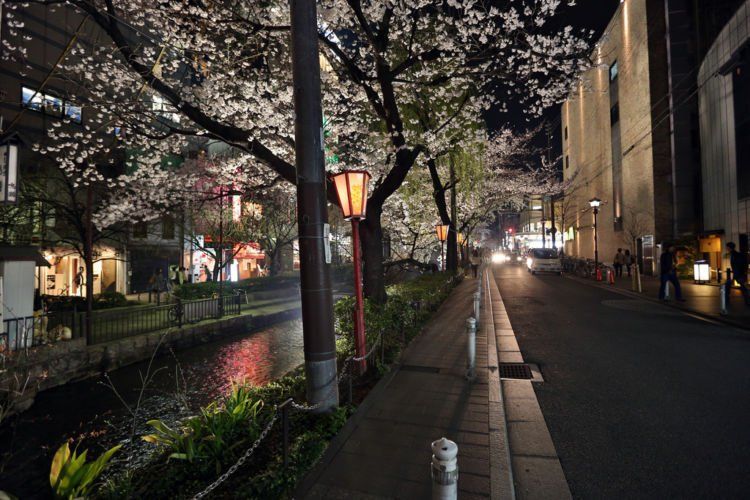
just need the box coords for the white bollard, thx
[473,292,481,326]
[664,279,670,300]
[431,437,458,500]
[721,282,728,315]
[466,317,476,381]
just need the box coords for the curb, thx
[563,273,750,332]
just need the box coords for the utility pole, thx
[550,195,557,250]
[290,0,338,410]
[85,184,93,343]
[449,154,457,272]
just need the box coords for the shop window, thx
[162,215,175,240]
[133,222,148,239]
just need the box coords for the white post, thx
[664,277,670,300]
[466,317,476,381]
[720,282,728,315]
[431,437,458,500]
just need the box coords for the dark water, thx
[0,319,304,498]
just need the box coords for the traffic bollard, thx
[721,282,728,315]
[664,280,670,300]
[466,317,476,381]
[431,437,458,500]
[473,291,481,325]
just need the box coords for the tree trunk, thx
[427,158,457,273]
[269,246,283,276]
[360,206,387,304]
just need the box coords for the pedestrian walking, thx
[659,245,684,301]
[725,242,750,307]
[470,249,480,278]
[613,248,624,277]
[624,249,633,277]
[149,268,166,304]
[73,266,85,296]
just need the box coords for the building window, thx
[162,215,175,240]
[133,222,148,239]
[609,60,619,82]
[564,126,568,140]
[610,103,620,125]
[565,155,570,169]
[21,86,82,124]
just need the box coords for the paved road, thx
[493,264,750,499]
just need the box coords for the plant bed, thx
[60,272,460,499]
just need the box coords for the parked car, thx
[526,248,562,275]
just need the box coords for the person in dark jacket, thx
[726,242,749,306]
[659,245,684,301]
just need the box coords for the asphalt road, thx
[493,263,750,499]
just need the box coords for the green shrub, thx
[49,442,121,499]
[173,273,300,300]
[44,293,136,312]
[142,383,267,474]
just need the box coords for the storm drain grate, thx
[400,364,441,373]
[499,363,533,380]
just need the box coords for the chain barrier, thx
[189,282,448,498]
[192,411,278,499]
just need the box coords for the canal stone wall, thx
[0,308,301,415]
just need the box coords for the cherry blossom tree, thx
[1,0,590,302]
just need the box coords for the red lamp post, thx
[436,224,449,271]
[331,170,371,373]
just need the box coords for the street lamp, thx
[589,197,601,272]
[0,133,20,204]
[435,223,449,271]
[331,170,371,373]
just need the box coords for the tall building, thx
[561,0,744,275]
[698,1,750,271]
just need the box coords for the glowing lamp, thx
[435,224,449,242]
[331,170,371,220]
[694,260,710,284]
[588,197,602,209]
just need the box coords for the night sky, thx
[485,0,620,135]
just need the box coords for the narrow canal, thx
[0,318,304,498]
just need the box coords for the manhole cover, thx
[499,363,533,379]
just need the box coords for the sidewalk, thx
[578,271,750,328]
[297,277,514,499]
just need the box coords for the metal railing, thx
[87,295,242,345]
[1,310,84,352]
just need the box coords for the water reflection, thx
[0,319,303,497]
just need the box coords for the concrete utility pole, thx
[290,0,338,410]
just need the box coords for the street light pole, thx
[589,198,601,271]
[290,0,338,410]
[350,217,366,373]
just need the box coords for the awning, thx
[0,246,51,267]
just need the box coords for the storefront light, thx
[694,260,710,284]
[0,133,20,204]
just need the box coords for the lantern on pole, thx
[0,133,21,205]
[436,224,449,271]
[331,170,371,373]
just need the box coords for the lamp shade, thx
[0,136,19,204]
[588,197,602,208]
[457,233,465,245]
[331,170,370,220]
[435,224,449,242]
